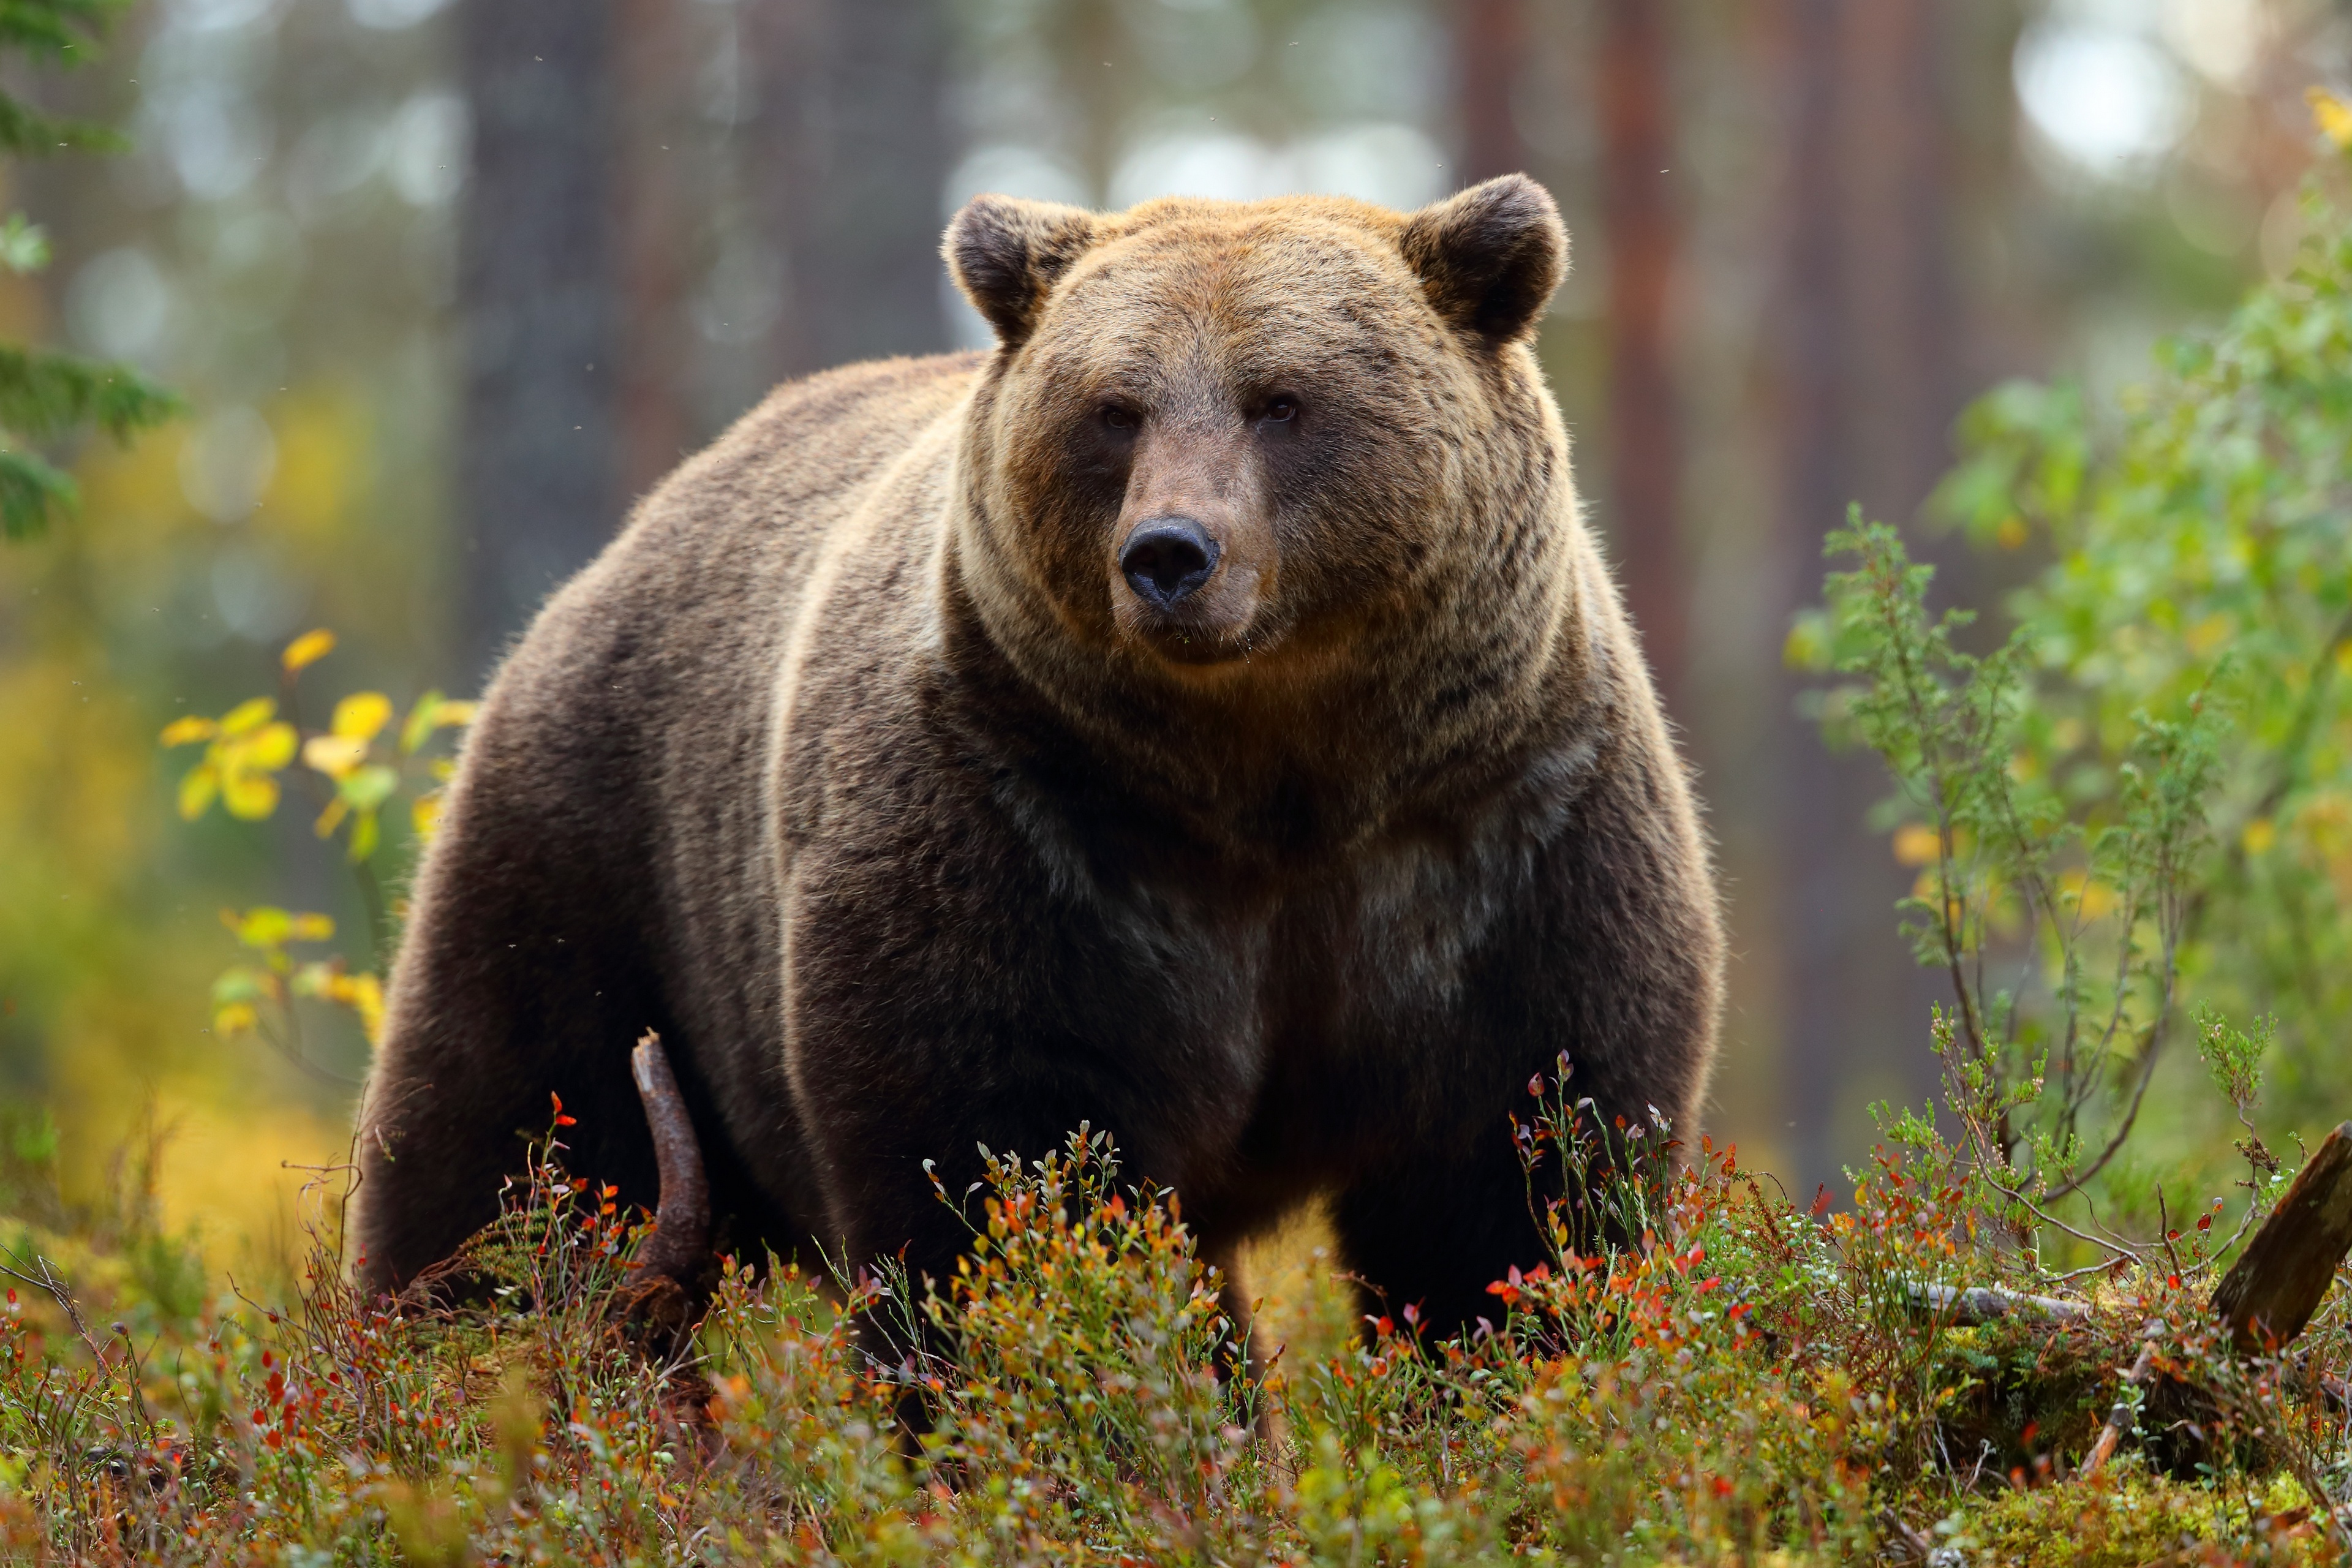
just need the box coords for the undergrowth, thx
[0,1077,2343,1566]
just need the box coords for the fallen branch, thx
[1909,1283,2089,1327]
[2077,1338,2156,1480]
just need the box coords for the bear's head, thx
[946,176,1572,700]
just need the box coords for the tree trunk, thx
[1454,0,1528,186]
[455,0,620,685]
[753,0,954,380]
[1597,0,1686,710]
[1768,0,1965,1197]
[613,0,698,505]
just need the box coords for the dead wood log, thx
[2212,1120,2352,1355]
[616,1029,713,1342]
[1909,1283,2089,1327]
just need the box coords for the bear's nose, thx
[1119,518,1221,610]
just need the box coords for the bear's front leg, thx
[1328,747,1722,1344]
[1326,1129,1546,1343]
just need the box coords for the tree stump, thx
[2212,1121,2352,1355]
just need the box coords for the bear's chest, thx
[1090,821,1524,1081]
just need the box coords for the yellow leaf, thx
[349,810,380,864]
[2243,816,2277,856]
[332,691,394,743]
[2311,86,2352,151]
[177,765,219,821]
[1781,614,1830,673]
[213,1001,260,1037]
[288,912,335,942]
[159,715,217,747]
[281,628,337,673]
[1891,823,1942,867]
[243,722,299,772]
[348,973,385,1043]
[411,791,443,840]
[2184,614,2232,659]
[434,699,480,728]
[224,773,281,821]
[303,734,368,779]
[399,689,445,754]
[218,696,277,737]
[234,907,293,948]
[1994,515,2027,550]
[313,796,350,839]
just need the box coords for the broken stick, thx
[2211,1120,2352,1355]
[629,1028,711,1292]
[2078,1339,2157,1479]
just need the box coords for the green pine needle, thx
[0,0,175,541]
[0,0,125,62]
[0,447,75,539]
[0,91,126,157]
[0,345,181,442]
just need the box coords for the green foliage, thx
[1922,152,2352,1125]
[1792,117,2352,1264]
[1801,515,2226,1240]
[0,0,176,540]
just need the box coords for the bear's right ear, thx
[1399,174,1567,348]
[945,194,1100,349]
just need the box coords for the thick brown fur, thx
[352,176,1725,1341]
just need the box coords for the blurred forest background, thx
[0,0,2335,1262]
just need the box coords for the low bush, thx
[0,1070,2343,1565]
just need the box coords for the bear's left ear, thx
[945,194,1100,349]
[1399,174,1567,347]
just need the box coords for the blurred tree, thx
[615,0,699,503]
[1764,0,1976,1191]
[1453,0,1526,185]
[1454,0,1688,707]
[753,0,954,380]
[456,0,619,684]
[0,0,173,540]
[455,0,954,681]
[1596,0,1686,709]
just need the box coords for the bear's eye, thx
[1100,404,1139,432]
[1260,395,1300,425]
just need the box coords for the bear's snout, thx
[1119,518,1221,610]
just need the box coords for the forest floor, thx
[1,1093,2346,1566]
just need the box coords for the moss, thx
[1940,1467,2329,1566]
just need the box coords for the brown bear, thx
[352,174,1724,1341]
